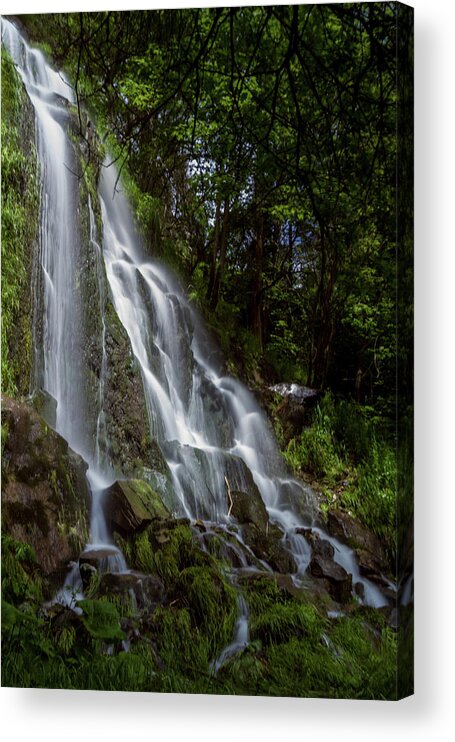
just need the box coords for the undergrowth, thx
[1,48,39,396]
[1,531,398,698]
[282,393,397,563]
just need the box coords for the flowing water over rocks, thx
[2,18,391,659]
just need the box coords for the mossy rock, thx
[104,478,170,536]
[230,488,269,533]
[177,565,237,647]
[1,395,90,578]
[240,522,296,574]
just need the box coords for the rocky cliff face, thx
[1,395,90,585]
[1,47,39,398]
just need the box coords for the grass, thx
[1,530,399,698]
[281,393,398,564]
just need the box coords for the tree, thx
[25,3,404,410]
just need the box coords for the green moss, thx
[178,565,237,650]
[1,422,9,458]
[152,606,209,671]
[149,523,210,584]
[49,469,58,496]
[1,48,39,397]
[251,602,325,647]
[118,479,170,523]
[77,599,125,641]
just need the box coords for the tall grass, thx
[283,393,397,562]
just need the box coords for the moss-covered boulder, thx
[241,522,296,574]
[1,395,90,578]
[230,488,269,533]
[104,478,170,536]
[225,480,295,574]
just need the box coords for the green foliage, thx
[149,524,210,584]
[1,533,43,605]
[213,575,397,699]
[342,440,397,557]
[178,566,237,651]
[23,4,409,417]
[151,606,210,677]
[1,525,398,697]
[251,602,324,646]
[1,48,39,396]
[77,599,125,641]
[283,393,397,561]
[284,401,345,483]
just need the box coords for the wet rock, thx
[104,478,170,536]
[303,530,335,560]
[100,570,165,609]
[327,509,389,575]
[356,549,391,587]
[310,554,353,604]
[78,546,122,581]
[230,488,269,533]
[241,522,296,574]
[1,395,90,577]
[31,389,57,429]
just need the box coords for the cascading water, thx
[2,18,388,632]
[2,18,84,449]
[99,162,387,609]
[1,19,126,596]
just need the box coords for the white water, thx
[211,595,250,674]
[2,19,84,448]
[2,20,126,598]
[99,162,317,527]
[99,163,387,609]
[2,20,389,625]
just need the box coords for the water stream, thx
[2,18,388,638]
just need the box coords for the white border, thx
[1,1,454,740]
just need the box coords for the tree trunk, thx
[209,199,229,311]
[250,209,264,350]
[307,231,338,389]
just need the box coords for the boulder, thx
[266,383,321,443]
[327,509,388,572]
[241,522,296,574]
[31,389,57,429]
[104,478,170,536]
[99,570,165,610]
[1,395,90,577]
[310,554,353,604]
[230,488,269,533]
[302,529,335,560]
[356,549,391,587]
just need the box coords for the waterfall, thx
[2,18,388,614]
[2,18,87,452]
[99,163,316,525]
[2,19,126,592]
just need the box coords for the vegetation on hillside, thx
[1,4,413,699]
[1,48,39,396]
[1,531,398,698]
[23,4,413,410]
